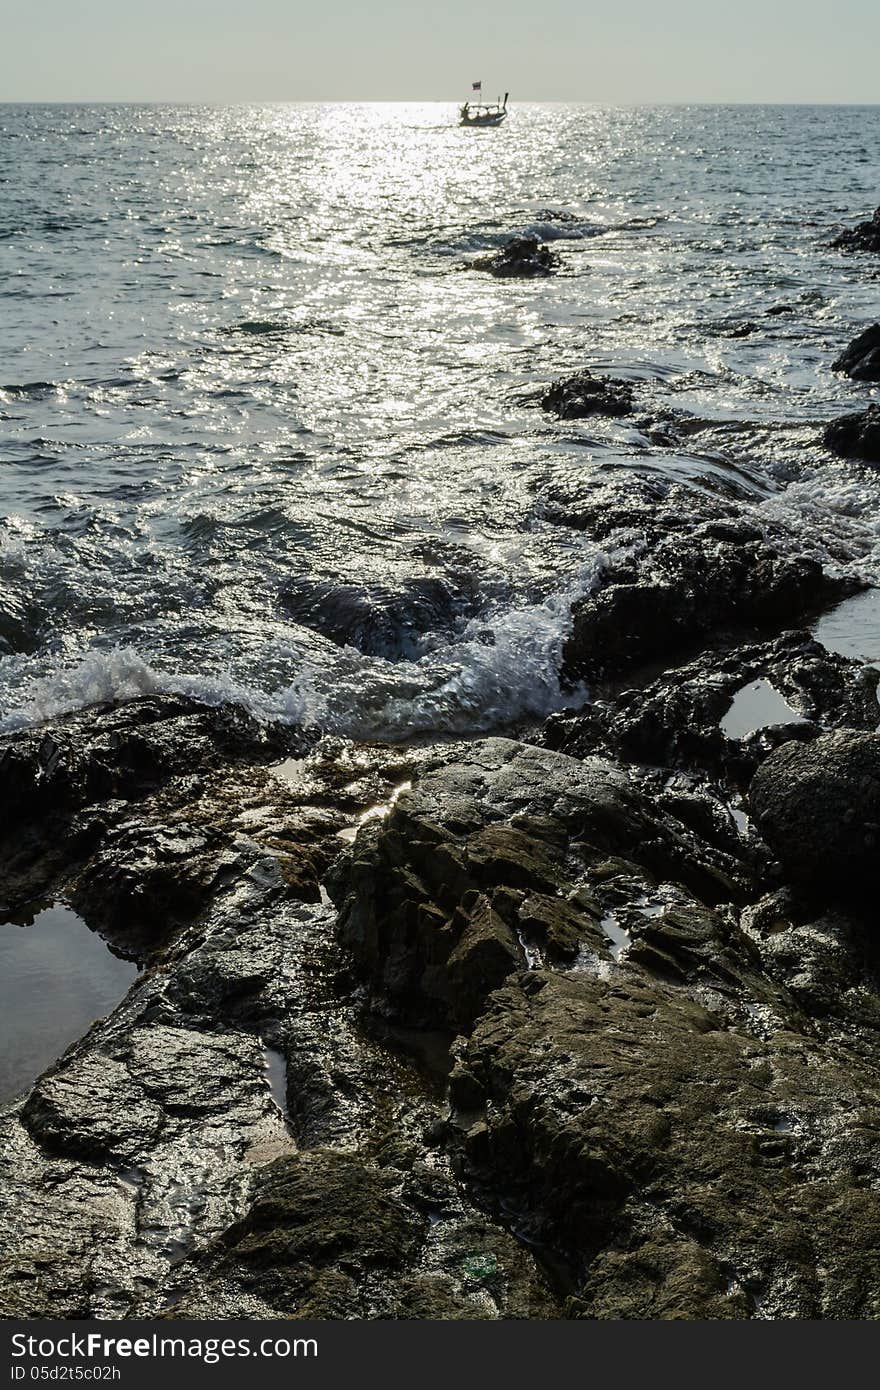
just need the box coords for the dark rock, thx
[0,589,43,656]
[169,1150,555,1319]
[454,969,880,1317]
[832,206,880,253]
[1,826,558,1320]
[562,512,847,683]
[824,405,880,462]
[208,1150,423,1272]
[540,370,634,420]
[724,321,760,339]
[333,738,754,1030]
[279,574,478,659]
[69,818,228,950]
[470,236,560,278]
[832,324,880,382]
[544,631,880,786]
[0,695,320,946]
[750,729,880,899]
[0,695,307,831]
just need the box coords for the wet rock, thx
[0,996,290,1318]
[720,321,760,339]
[0,695,306,831]
[0,589,43,656]
[279,574,479,659]
[454,969,880,1318]
[540,370,634,420]
[832,206,880,253]
[0,750,560,1320]
[824,405,880,463]
[169,1149,556,1319]
[562,511,846,682]
[750,729,880,899]
[333,738,754,1030]
[832,324,880,382]
[69,819,227,951]
[741,894,880,1054]
[544,631,880,785]
[470,235,559,278]
[0,697,325,944]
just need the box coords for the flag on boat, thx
[472,81,482,91]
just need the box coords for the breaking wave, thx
[0,552,609,740]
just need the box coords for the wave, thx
[0,549,612,741]
[0,381,61,401]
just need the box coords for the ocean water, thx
[1,102,879,739]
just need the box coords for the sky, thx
[2,0,878,104]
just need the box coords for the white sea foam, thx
[0,550,609,740]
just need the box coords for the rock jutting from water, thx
[469,235,560,277]
[832,205,880,253]
[824,404,880,462]
[540,369,634,419]
[832,324,880,382]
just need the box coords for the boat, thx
[459,88,508,127]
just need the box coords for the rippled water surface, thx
[2,103,879,736]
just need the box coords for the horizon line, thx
[2,98,880,107]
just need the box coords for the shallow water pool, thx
[0,904,138,1105]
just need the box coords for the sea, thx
[2,102,879,740]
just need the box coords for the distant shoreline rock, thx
[540,369,634,419]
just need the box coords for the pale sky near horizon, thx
[2,0,878,104]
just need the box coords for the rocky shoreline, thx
[3,214,880,1321]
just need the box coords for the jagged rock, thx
[832,324,880,382]
[562,511,847,682]
[544,630,880,785]
[540,370,634,419]
[333,738,754,1030]
[0,695,307,831]
[470,235,559,278]
[750,729,880,899]
[832,206,880,253]
[453,969,880,1318]
[824,404,880,462]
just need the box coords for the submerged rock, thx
[470,235,559,278]
[832,206,880,253]
[832,324,880,382]
[750,729,880,899]
[279,573,479,659]
[824,404,880,462]
[540,369,634,419]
